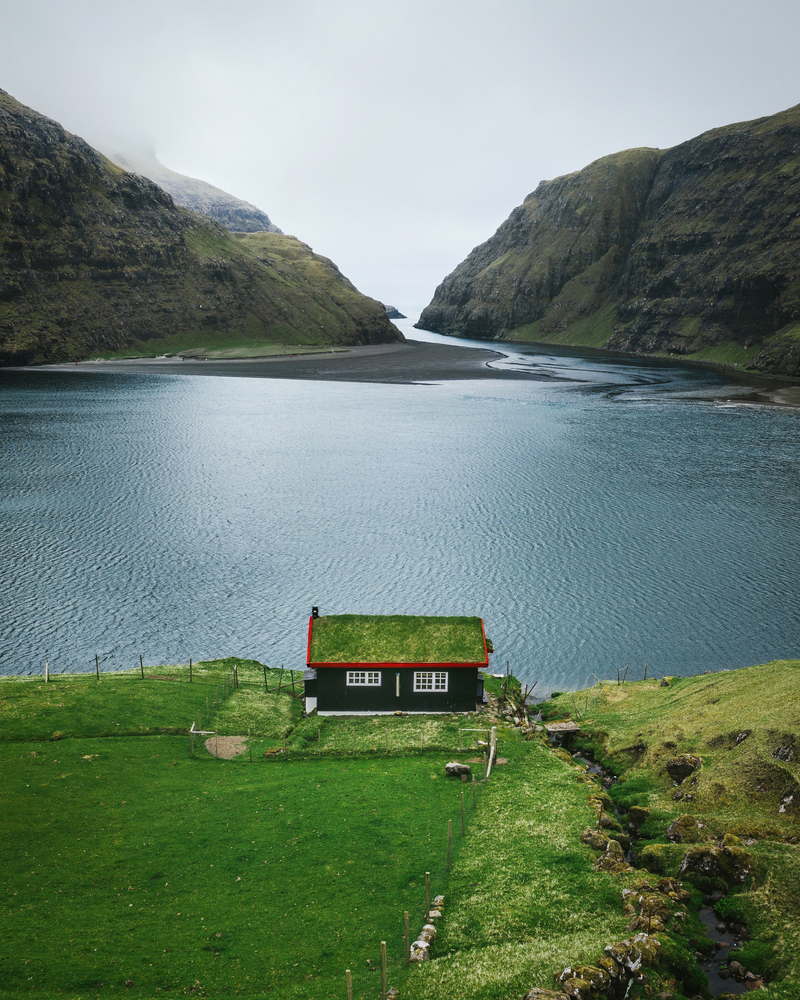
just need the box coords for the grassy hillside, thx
[542,660,800,995]
[0,89,399,366]
[418,104,800,378]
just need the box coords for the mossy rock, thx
[678,843,754,890]
[636,843,684,877]
[665,814,709,843]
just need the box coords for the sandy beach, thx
[22,338,800,407]
[34,339,553,384]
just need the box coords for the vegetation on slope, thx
[0,89,399,366]
[542,660,800,996]
[418,104,800,378]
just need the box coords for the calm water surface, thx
[1,326,798,693]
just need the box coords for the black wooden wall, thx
[311,666,481,713]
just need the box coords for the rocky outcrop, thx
[665,754,702,785]
[107,151,283,233]
[417,103,800,377]
[0,89,399,365]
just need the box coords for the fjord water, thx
[1,331,798,693]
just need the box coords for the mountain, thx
[0,89,399,366]
[107,151,283,234]
[417,105,800,377]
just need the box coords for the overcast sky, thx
[5,0,800,317]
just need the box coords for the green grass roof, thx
[308,615,486,664]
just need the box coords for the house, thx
[303,609,489,715]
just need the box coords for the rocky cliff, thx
[418,105,800,377]
[108,151,283,234]
[0,89,398,365]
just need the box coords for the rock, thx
[660,679,670,687]
[418,923,436,943]
[665,754,702,784]
[522,989,570,1000]
[627,806,650,829]
[445,761,472,777]
[555,965,611,998]
[678,844,754,887]
[409,940,429,962]
[433,894,445,907]
[581,827,611,851]
[604,933,663,977]
[594,839,635,874]
[671,790,684,800]
[665,814,707,843]
[728,960,745,980]
[599,811,621,831]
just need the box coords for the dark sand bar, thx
[33,339,551,385]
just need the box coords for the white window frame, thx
[413,671,448,693]
[346,670,381,686]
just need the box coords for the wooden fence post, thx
[139,654,144,679]
[381,940,387,1000]
[45,658,49,684]
[263,665,268,692]
[189,658,193,683]
[95,653,99,680]
[346,969,352,1000]
[643,659,648,682]
[425,872,430,921]
[277,665,284,693]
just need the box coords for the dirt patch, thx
[205,736,248,759]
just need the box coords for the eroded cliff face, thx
[418,104,800,377]
[107,152,283,234]
[0,89,398,365]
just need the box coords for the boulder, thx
[665,814,707,843]
[604,934,663,980]
[581,827,611,851]
[555,965,611,999]
[678,844,753,887]
[665,754,702,784]
[627,806,650,829]
[594,839,635,874]
[409,940,429,962]
[445,761,472,777]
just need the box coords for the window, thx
[413,671,448,692]
[346,670,381,686]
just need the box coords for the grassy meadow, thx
[0,658,659,1000]
[6,658,798,998]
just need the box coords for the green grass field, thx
[4,659,782,999]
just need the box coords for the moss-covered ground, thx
[542,660,800,998]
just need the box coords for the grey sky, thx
[4,0,800,316]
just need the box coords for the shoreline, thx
[20,339,552,385]
[8,337,800,408]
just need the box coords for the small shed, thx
[304,611,489,715]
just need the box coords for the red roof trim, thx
[306,615,314,665]
[310,661,485,669]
